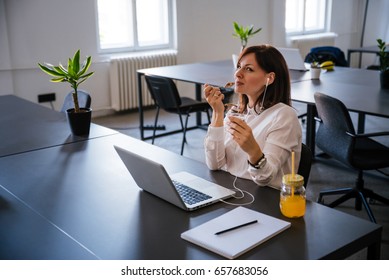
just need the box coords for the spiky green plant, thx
[38,50,94,113]
[377,38,389,71]
[232,21,262,49]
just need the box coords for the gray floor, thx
[93,106,389,259]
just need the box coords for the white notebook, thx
[181,206,291,259]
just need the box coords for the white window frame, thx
[95,0,175,54]
[285,0,331,36]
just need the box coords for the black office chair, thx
[61,90,92,112]
[314,92,389,223]
[298,143,313,188]
[145,74,211,155]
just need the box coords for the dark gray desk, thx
[0,95,118,158]
[0,185,98,260]
[0,133,382,259]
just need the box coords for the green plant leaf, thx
[250,27,262,36]
[52,66,67,76]
[79,71,94,81]
[73,50,80,74]
[68,57,76,77]
[38,63,63,77]
[233,21,240,33]
[78,56,92,76]
[76,77,92,87]
[58,63,68,75]
[51,77,66,83]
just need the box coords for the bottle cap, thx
[282,174,304,187]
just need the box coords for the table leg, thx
[137,73,145,140]
[367,237,381,260]
[347,51,351,67]
[305,104,317,155]
[195,83,202,125]
[357,112,366,133]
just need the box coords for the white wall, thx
[359,0,389,67]
[0,0,107,108]
[176,0,270,64]
[0,0,388,115]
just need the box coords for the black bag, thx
[304,46,348,66]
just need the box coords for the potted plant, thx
[310,61,322,80]
[231,21,262,67]
[38,50,94,135]
[232,21,262,51]
[377,38,389,89]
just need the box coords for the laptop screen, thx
[277,47,308,71]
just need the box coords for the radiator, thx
[288,32,338,59]
[109,51,178,111]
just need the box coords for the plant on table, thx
[377,38,389,89]
[377,38,389,71]
[232,21,262,50]
[310,61,321,69]
[38,49,94,113]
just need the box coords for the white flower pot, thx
[310,68,321,80]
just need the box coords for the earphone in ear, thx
[260,77,270,114]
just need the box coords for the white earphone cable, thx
[219,175,255,206]
[219,138,256,206]
[259,77,270,114]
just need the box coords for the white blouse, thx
[204,102,302,189]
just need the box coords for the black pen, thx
[215,220,258,235]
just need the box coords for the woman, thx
[203,45,302,189]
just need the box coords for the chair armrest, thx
[346,131,389,138]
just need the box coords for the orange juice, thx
[280,174,306,218]
[280,194,306,218]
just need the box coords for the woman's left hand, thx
[227,115,261,156]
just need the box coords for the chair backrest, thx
[145,74,182,110]
[298,143,312,187]
[314,92,356,165]
[304,46,348,67]
[61,90,91,112]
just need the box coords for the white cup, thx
[228,112,246,120]
[225,112,246,132]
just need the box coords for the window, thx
[96,0,174,53]
[285,0,329,35]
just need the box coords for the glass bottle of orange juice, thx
[280,174,306,218]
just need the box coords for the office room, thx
[1,0,389,277]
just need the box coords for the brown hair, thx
[237,45,291,114]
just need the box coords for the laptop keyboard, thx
[172,180,212,205]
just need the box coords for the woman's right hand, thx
[203,84,226,127]
[203,84,225,112]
